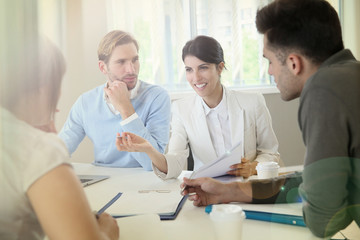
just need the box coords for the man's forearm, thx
[251,172,302,204]
[227,182,253,203]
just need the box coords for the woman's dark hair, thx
[182,35,225,67]
[256,0,344,64]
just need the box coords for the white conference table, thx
[73,163,358,240]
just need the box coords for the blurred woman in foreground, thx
[0,35,119,240]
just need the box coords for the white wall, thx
[264,94,305,166]
[56,0,107,163]
[343,0,360,59]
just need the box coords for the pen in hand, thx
[95,192,122,219]
[180,184,188,195]
[180,178,194,195]
[180,177,188,194]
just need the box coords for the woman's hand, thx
[116,132,168,173]
[116,132,152,153]
[227,158,258,178]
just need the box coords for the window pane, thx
[194,0,274,89]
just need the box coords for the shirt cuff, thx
[152,163,168,180]
[120,112,139,126]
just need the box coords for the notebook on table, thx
[78,175,109,187]
[99,190,187,220]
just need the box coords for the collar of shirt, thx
[103,80,141,115]
[201,86,231,157]
[201,86,228,118]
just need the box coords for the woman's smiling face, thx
[184,55,224,103]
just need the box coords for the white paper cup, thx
[209,204,245,240]
[256,162,280,179]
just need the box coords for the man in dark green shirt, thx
[181,0,360,238]
[297,49,360,237]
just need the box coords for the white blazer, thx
[153,87,280,179]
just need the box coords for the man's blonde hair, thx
[98,30,139,64]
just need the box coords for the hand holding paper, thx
[189,141,244,179]
[227,158,257,178]
[181,141,244,195]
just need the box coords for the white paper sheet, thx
[190,141,243,179]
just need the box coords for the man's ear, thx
[99,61,108,74]
[286,54,302,75]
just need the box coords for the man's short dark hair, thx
[256,0,344,64]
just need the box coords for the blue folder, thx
[205,204,306,227]
[243,209,306,227]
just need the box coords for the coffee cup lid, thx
[209,204,245,221]
[256,162,280,170]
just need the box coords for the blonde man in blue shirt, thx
[59,30,171,170]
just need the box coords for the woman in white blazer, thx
[116,36,280,180]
